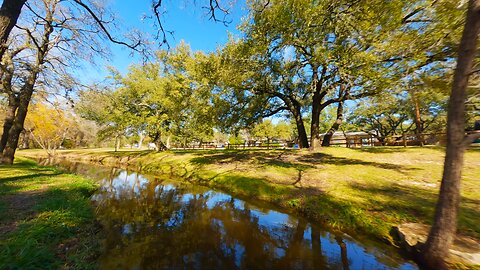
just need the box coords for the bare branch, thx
[71,0,142,51]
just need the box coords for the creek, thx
[37,157,419,270]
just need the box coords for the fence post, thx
[402,133,407,147]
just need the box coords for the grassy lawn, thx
[19,146,480,245]
[0,158,100,270]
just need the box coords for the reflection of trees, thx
[336,236,350,270]
[312,226,325,269]
[93,173,330,270]
[36,157,119,180]
[91,171,416,270]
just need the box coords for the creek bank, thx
[395,223,480,269]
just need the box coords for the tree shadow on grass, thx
[190,151,261,165]
[0,172,62,184]
[190,150,417,175]
[298,153,419,174]
[0,163,63,195]
[103,150,153,157]
[349,147,409,154]
[190,150,316,174]
[345,181,480,238]
[0,186,99,269]
[256,158,315,171]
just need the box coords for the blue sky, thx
[83,0,247,82]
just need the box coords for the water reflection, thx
[37,158,418,270]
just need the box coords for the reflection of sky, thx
[234,242,245,268]
[205,191,232,209]
[252,209,290,228]
[103,171,151,199]
[234,199,244,210]
[122,224,132,235]
[321,233,417,270]
[274,247,286,258]
[181,193,194,203]
[303,227,312,241]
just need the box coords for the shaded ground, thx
[18,146,480,244]
[0,158,100,269]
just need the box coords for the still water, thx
[37,158,418,270]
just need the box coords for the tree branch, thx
[71,0,141,51]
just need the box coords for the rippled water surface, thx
[37,158,419,270]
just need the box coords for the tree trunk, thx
[412,91,424,146]
[310,90,323,150]
[1,77,36,164]
[20,129,30,149]
[0,95,18,154]
[421,1,480,269]
[155,140,167,151]
[166,135,171,149]
[0,0,26,60]
[150,131,167,151]
[322,101,344,147]
[292,106,309,148]
[114,135,120,152]
[138,133,144,149]
[278,94,309,148]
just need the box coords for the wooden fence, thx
[168,131,479,150]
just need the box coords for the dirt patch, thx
[56,237,80,260]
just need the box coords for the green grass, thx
[19,146,480,245]
[0,157,100,270]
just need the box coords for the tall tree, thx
[78,43,216,151]
[421,0,480,269]
[0,0,26,60]
[251,119,276,148]
[75,88,128,151]
[216,0,462,150]
[0,0,136,163]
[0,0,57,164]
